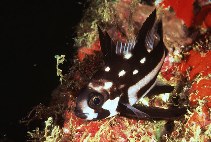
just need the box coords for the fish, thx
[74,9,187,120]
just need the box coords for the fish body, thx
[74,9,186,120]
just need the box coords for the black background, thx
[1,1,89,141]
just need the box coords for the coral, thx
[27,117,63,142]
[161,0,195,27]
[161,0,211,28]
[26,1,211,141]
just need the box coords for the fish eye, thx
[88,92,104,108]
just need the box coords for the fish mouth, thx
[74,108,87,119]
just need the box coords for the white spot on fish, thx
[102,97,120,118]
[140,57,146,64]
[124,53,132,59]
[103,82,113,90]
[128,53,165,105]
[118,70,126,77]
[105,66,110,72]
[133,69,138,75]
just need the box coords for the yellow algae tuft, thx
[55,55,66,84]
[27,117,63,142]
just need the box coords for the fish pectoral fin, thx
[120,103,151,119]
[146,83,174,98]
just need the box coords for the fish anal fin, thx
[132,104,187,120]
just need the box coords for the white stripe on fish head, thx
[80,99,98,120]
[127,52,165,105]
[102,97,120,118]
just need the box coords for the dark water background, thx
[1,1,89,141]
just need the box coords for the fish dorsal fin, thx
[98,26,117,63]
[115,41,135,55]
[155,19,168,54]
[145,20,160,53]
[132,9,157,55]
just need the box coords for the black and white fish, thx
[74,9,186,120]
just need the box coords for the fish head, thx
[74,78,122,120]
